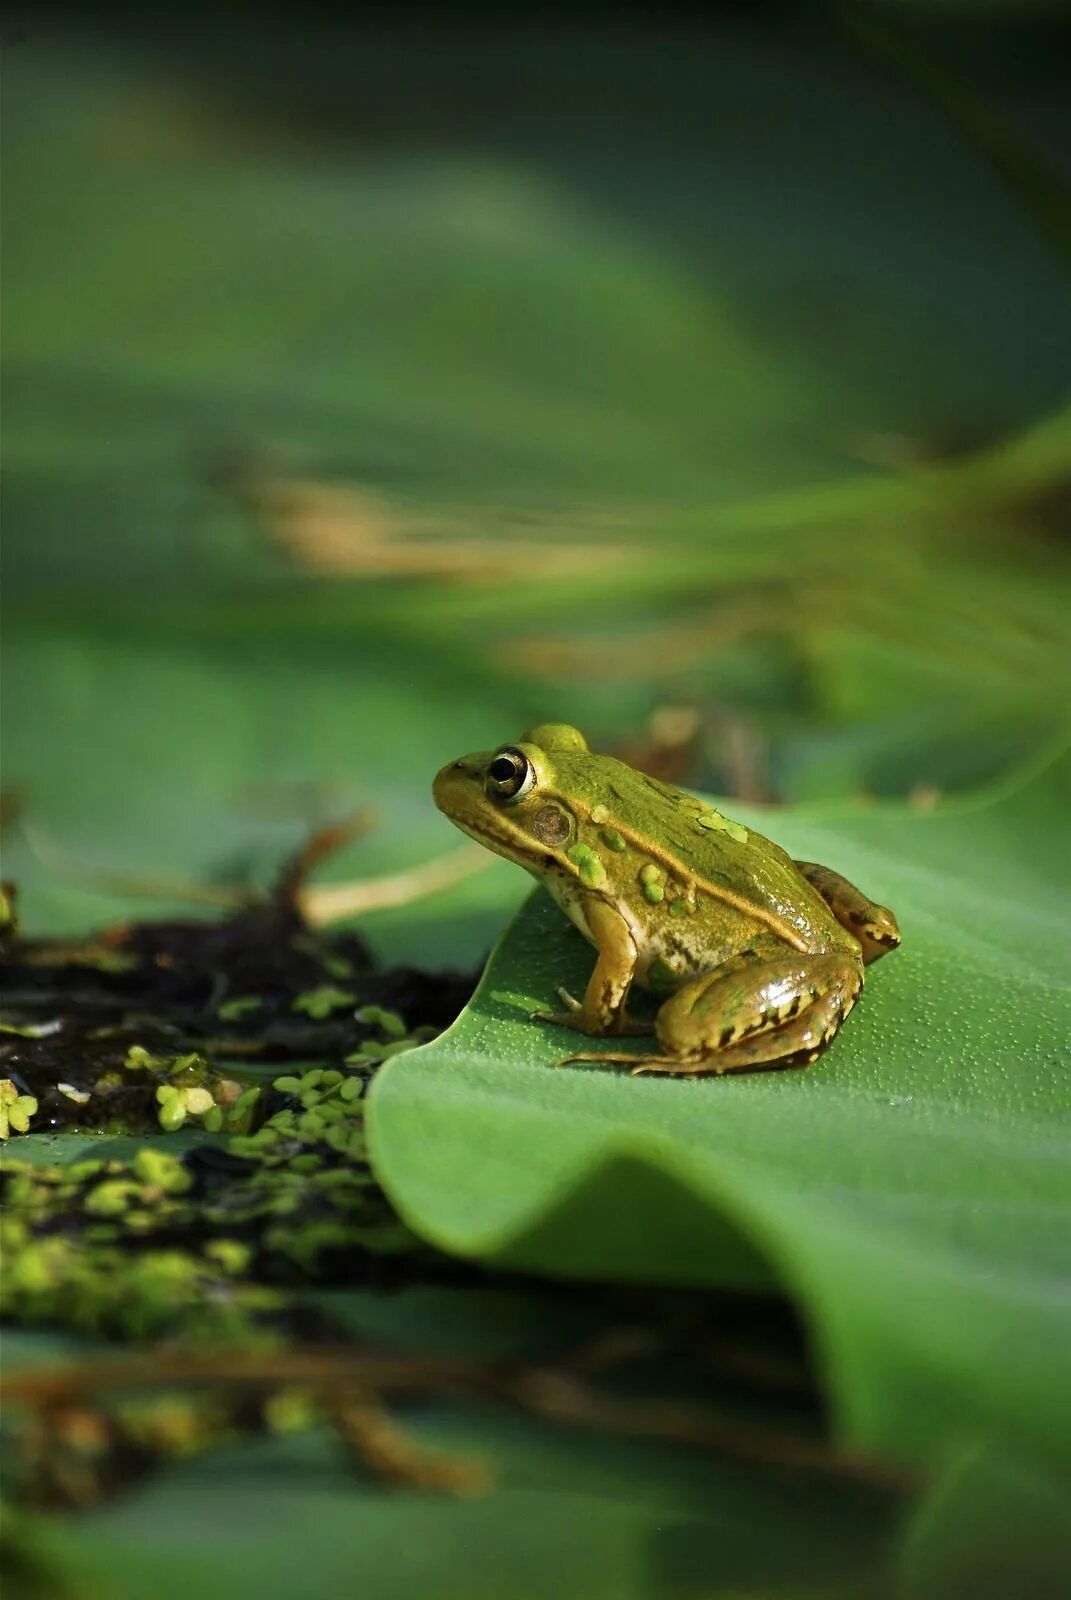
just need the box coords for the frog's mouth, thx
[433,764,554,873]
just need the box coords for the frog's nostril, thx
[454,760,465,770]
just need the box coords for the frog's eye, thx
[486,746,536,804]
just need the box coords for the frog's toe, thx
[532,1008,591,1032]
[555,1049,646,1070]
[854,906,901,964]
[630,1055,718,1077]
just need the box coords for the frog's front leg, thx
[560,952,862,1076]
[532,896,651,1037]
[794,861,901,966]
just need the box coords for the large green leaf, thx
[368,745,1071,1481]
[2,1292,901,1600]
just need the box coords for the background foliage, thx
[3,5,1070,1597]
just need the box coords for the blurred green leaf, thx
[3,1286,900,1600]
[8,20,1070,599]
[900,1440,1071,1600]
[4,21,1071,955]
[20,1402,896,1600]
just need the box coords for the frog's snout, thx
[432,763,457,815]
[433,755,483,816]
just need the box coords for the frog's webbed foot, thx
[794,861,901,965]
[555,1048,678,1072]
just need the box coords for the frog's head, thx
[433,724,611,883]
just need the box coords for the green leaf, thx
[291,986,357,1020]
[1,1132,210,1170]
[10,1289,899,1600]
[217,997,264,1021]
[368,745,1071,1482]
[25,1427,892,1600]
[900,1440,1071,1600]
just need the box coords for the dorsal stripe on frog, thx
[542,788,812,955]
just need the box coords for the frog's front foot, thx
[531,989,655,1040]
[531,986,587,1033]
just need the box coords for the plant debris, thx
[0,1064,418,1345]
[0,1326,916,1512]
[0,830,478,1328]
[0,887,472,1137]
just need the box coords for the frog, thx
[433,724,900,1076]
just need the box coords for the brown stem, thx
[1,1345,916,1495]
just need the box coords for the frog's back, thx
[597,763,853,956]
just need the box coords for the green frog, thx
[433,724,900,1076]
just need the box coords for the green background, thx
[3,6,1071,1596]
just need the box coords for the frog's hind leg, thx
[794,861,901,965]
[561,952,863,1078]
